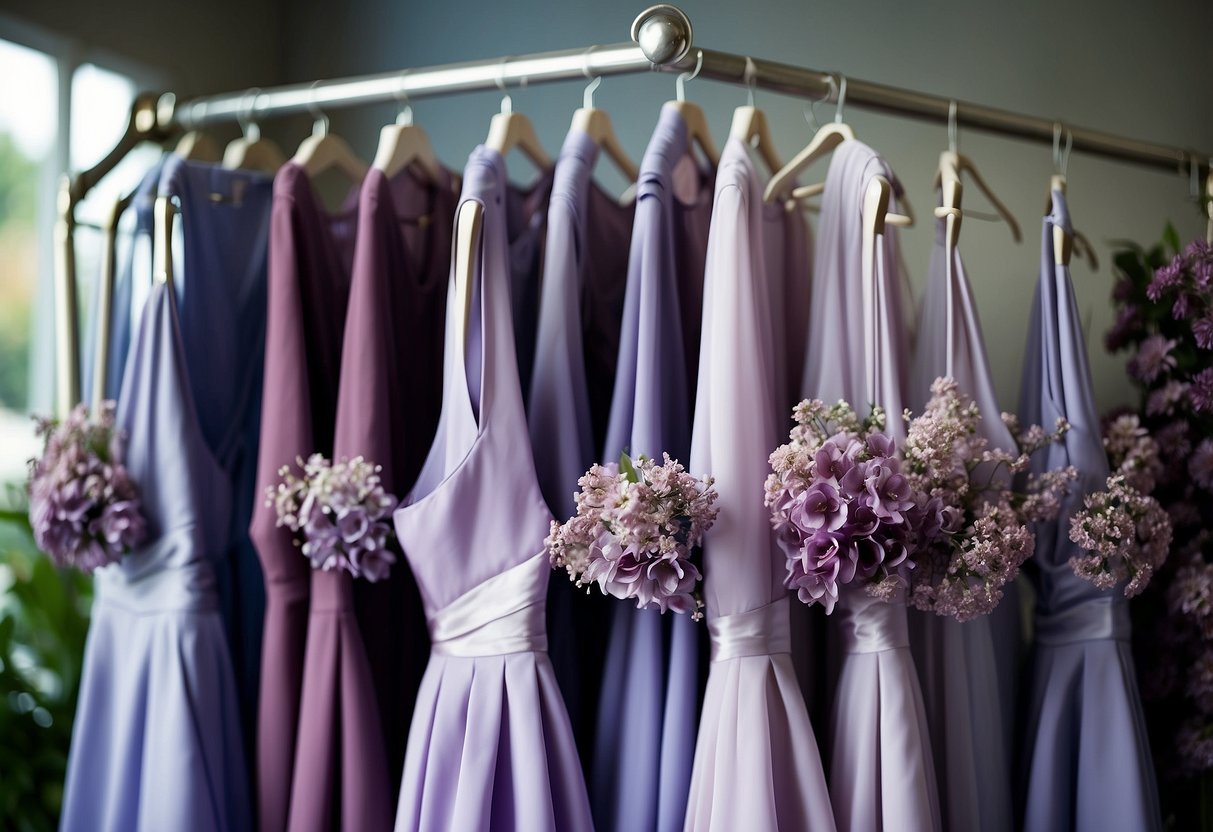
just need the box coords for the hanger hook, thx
[804,75,836,132]
[947,100,958,154]
[394,70,414,126]
[308,80,329,138]
[496,57,514,115]
[1052,122,1072,177]
[743,56,758,108]
[676,48,704,103]
[238,88,262,142]
[581,46,602,110]
[833,74,848,124]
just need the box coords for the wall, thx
[280,0,1213,414]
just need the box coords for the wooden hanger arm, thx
[223,136,286,173]
[729,105,782,173]
[667,100,719,167]
[764,121,854,202]
[452,201,484,354]
[487,111,553,169]
[293,132,370,181]
[571,108,639,182]
[372,123,443,182]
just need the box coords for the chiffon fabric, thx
[908,207,1013,832]
[249,163,358,832]
[684,137,836,831]
[527,128,633,750]
[391,145,592,832]
[60,280,249,832]
[803,139,941,831]
[158,158,273,759]
[1017,190,1161,832]
[592,102,713,832]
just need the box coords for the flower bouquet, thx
[27,402,146,572]
[268,454,398,582]
[545,452,718,619]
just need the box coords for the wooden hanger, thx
[729,58,782,173]
[765,74,854,203]
[223,90,286,174]
[373,107,443,183]
[933,107,1020,243]
[451,201,484,358]
[1047,126,1098,269]
[667,49,719,167]
[152,195,176,290]
[175,130,221,162]
[293,86,369,182]
[485,59,553,170]
[90,190,135,413]
[570,72,640,184]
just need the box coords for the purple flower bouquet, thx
[765,399,926,614]
[545,452,718,619]
[27,402,146,572]
[268,454,398,582]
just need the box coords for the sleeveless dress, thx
[908,203,1014,832]
[60,279,249,832]
[803,139,941,831]
[684,136,837,831]
[592,102,713,832]
[391,145,593,832]
[527,127,633,752]
[1017,190,1161,832]
[249,162,358,832]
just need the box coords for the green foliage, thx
[0,500,92,832]
[0,132,37,229]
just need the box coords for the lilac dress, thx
[685,137,836,831]
[908,207,1013,832]
[391,146,592,832]
[60,280,249,831]
[527,128,633,749]
[803,140,941,831]
[249,163,357,832]
[592,103,713,832]
[1017,191,1161,832]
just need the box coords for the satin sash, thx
[708,596,792,663]
[428,552,549,657]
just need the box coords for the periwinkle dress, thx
[249,162,358,832]
[592,102,714,832]
[802,139,941,831]
[908,205,1013,832]
[60,280,249,832]
[1017,190,1160,832]
[392,146,592,832]
[685,137,836,831]
[527,128,633,751]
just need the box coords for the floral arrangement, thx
[900,378,1075,621]
[1102,228,1213,818]
[764,399,926,613]
[545,452,717,619]
[27,402,146,572]
[268,454,398,582]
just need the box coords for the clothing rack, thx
[55,2,1212,416]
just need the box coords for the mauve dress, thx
[592,102,714,832]
[802,139,941,831]
[391,145,592,832]
[908,204,1014,832]
[158,158,273,765]
[526,128,633,752]
[249,162,358,832]
[1016,190,1161,832]
[60,280,249,832]
[684,137,836,831]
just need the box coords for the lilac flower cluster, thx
[545,453,717,618]
[27,402,146,572]
[268,454,398,582]
[1068,474,1172,598]
[765,399,925,614]
[901,378,1074,622]
[1102,413,1165,494]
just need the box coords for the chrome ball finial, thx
[630,5,694,66]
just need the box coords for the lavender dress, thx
[391,146,592,832]
[249,163,357,832]
[803,140,941,831]
[60,281,249,831]
[527,128,633,749]
[908,207,1013,832]
[685,137,836,831]
[1017,191,1161,832]
[592,103,713,832]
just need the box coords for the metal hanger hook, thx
[947,100,958,154]
[743,56,758,108]
[833,74,848,124]
[238,88,262,142]
[394,70,414,126]
[1052,122,1072,177]
[581,45,602,109]
[676,48,704,103]
[496,57,514,115]
[308,80,329,138]
[804,75,835,132]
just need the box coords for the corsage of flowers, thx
[545,452,718,620]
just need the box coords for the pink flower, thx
[1190,440,1213,490]
[1127,335,1179,383]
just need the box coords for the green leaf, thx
[1163,222,1181,256]
[618,451,640,484]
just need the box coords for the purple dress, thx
[1017,190,1160,832]
[803,140,941,831]
[908,206,1014,832]
[60,280,249,831]
[592,103,713,832]
[527,128,633,749]
[685,137,836,830]
[249,162,358,832]
[391,146,592,832]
